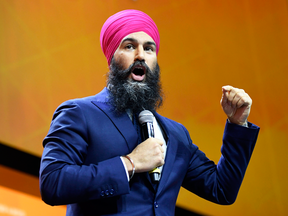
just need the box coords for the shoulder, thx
[57,88,109,109]
[51,88,110,121]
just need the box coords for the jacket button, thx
[154,202,159,208]
[105,190,109,196]
[100,191,105,197]
[110,189,114,195]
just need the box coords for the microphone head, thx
[138,110,154,124]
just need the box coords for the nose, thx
[135,46,145,62]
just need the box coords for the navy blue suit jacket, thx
[40,88,259,216]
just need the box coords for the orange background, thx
[0,0,288,215]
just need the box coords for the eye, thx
[145,46,154,52]
[125,44,134,50]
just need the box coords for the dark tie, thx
[133,112,142,144]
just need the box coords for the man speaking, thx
[39,9,260,216]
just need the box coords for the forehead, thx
[121,31,155,44]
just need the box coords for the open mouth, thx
[131,65,146,81]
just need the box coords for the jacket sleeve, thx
[39,100,130,206]
[182,121,259,205]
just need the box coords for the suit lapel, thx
[91,88,138,152]
[153,112,178,196]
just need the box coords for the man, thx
[39,9,260,216]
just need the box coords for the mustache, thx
[118,60,150,79]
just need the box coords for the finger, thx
[159,145,164,153]
[153,141,164,153]
[227,88,240,102]
[235,94,252,108]
[222,86,232,99]
[153,138,164,146]
[222,86,240,105]
[155,148,165,165]
[158,159,165,167]
[221,87,230,105]
[230,91,246,108]
[222,85,233,92]
[228,89,246,107]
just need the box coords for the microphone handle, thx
[140,122,154,138]
[149,168,161,182]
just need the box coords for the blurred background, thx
[0,0,287,215]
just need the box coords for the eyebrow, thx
[121,37,156,47]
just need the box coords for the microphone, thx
[138,110,161,183]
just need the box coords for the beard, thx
[107,58,164,114]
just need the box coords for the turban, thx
[100,9,160,66]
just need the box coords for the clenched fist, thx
[220,85,252,126]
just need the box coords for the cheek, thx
[147,58,157,71]
[115,53,134,69]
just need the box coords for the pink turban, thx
[100,9,160,66]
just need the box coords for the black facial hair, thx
[107,58,164,114]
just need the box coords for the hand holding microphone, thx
[138,110,163,183]
[125,110,164,182]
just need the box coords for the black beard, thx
[107,58,163,114]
